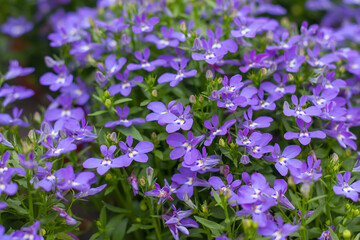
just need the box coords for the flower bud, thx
[140,200,147,211]
[300,182,311,198]
[40,229,46,236]
[198,96,204,102]
[241,155,250,165]
[346,203,351,209]
[283,101,290,109]
[189,95,196,104]
[287,73,294,82]
[146,167,154,186]
[210,90,220,100]
[331,153,339,164]
[354,209,359,216]
[110,132,117,143]
[28,130,36,143]
[201,203,208,213]
[346,149,352,156]
[183,192,197,209]
[191,38,202,51]
[288,176,295,188]
[105,99,111,109]
[343,229,351,239]
[179,21,186,33]
[219,138,225,147]
[260,68,267,75]
[34,112,42,124]
[152,89,158,97]
[104,90,110,98]
[218,77,223,85]
[219,165,230,176]
[139,177,146,187]
[121,33,130,45]
[95,71,106,85]
[206,70,213,81]
[59,129,67,139]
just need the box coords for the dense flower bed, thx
[1,0,360,239]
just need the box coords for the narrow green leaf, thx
[113,98,133,105]
[88,110,107,116]
[211,188,221,205]
[118,125,143,141]
[194,216,225,236]
[328,227,339,240]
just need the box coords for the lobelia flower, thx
[18,152,38,169]
[74,184,107,198]
[271,179,295,209]
[251,89,276,111]
[145,26,185,49]
[145,179,176,204]
[66,118,98,143]
[260,73,296,101]
[83,145,123,175]
[0,171,18,196]
[36,162,56,192]
[318,226,335,240]
[333,171,360,202]
[104,106,145,128]
[231,16,262,39]
[322,71,346,92]
[258,216,299,240]
[127,172,139,196]
[11,221,44,240]
[182,147,220,173]
[146,100,177,123]
[97,54,127,80]
[204,115,236,146]
[0,133,13,148]
[41,136,77,159]
[56,165,95,192]
[1,16,33,38]
[132,13,160,34]
[236,128,263,147]
[0,107,30,127]
[166,132,204,165]
[284,119,326,145]
[159,102,193,133]
[307,45,339,69]
[323,122,357,150]
[3,60,34,81]
[239,49,272,73]
[282,46,306,73]
[158,59,197,87]
[40,65,73,91]
[60,77,90,105]
[52,206,77,225]
[289,155,322,184]
[108,70,143,96]
[307,85,339,109]
[209,173,241,206]
[192,38,225,65]
[283,95,322,123]
[237,172,273,204]
[0,84,34,107]
[240,108,273,130]
[321,101,347,122]
[95,17,129,33]
[217,74,244,95]
[246,133,274,159]
[236,198,277,227]
[127,48,165,72]
[264,143,302,176]
[207,27,238,56]
[267,31,300,51]
[118,135,154,167]
[0,152,25,176]
[163,205,199,240]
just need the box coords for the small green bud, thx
[189,95,196,104]
[300,182,311,199]
[40,229,46,236]
[287,73,294,81]
[110,132,117,143]
[354,209,359,216]
[140,201,147,211]
[260,68,267,75]
[288,176,295,188]
[206,70,213,81]
[219,138,225,147]
[105,173,112,181]
[180,21,186,33]
[218,77,223,84]
[346,204,351,210]
[325,220,331,226]
[201,203,208,213]
[151,89,158,97]
[34,112,42,124]
[331,153,339,164]
[104,90,110,98]
[28,130,36,143]
[343,229,351,239]
[104,99,111,109]
[139,177,146,187]
[198,96,204,102]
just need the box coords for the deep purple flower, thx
[246,133,273,159]
[108,70,143,96]
[3,60,34,80]
[1,16,33,37]
[204,115,236,146]
[11,221,44,240]
[207,27,238,55]
[236,128,262,147]
[0,84,34,107]
[95,17,129,33]
[163,205,198,240]
[40,65,73,91]
[260,73,296,101]
[236,198,276,227]
[127,172,139,196]
[240,49,272,73]
[104,106,145,128]
[217,74,244,95]
[307,85,338,109]
[209,173,241,206]
[158,60,197,87]
[52,206,77,225]
[267,31,300,51]
[66,118,98,144]
[283,95,322,123]
[74,184,107,198]
[265,143,302,176]
[145,26,185,49]
[118,135,154,167]
[323,122,357,150]
[159,102,193,133]
[0,107,29,127]
[182,147,220,173]
[284,119,326,145]
[282,46,306,72]
[83,145,122,175]
[0,134,13,149]
[319,226,335,240]
[166,132,204,165]
[132,13,159,34]
[237,172,273,204]
[36,162,56,192]
[307,45,338,69]
[192,38,224,65]
[271,179,295,209]
[0,225,10,240]
[0,152,25,176]
[145,179,176,204]
[56,165,95,192]
[333,171,360,202]
[97,54,127,80]
[322,71,346,92]
[258,216,299,240]
[240,108,273,130]
[41,137,77,159]
[289,155,322,184]
[251,89,276,111]
[127,48,165,72]
[172,167,209,200]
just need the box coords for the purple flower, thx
[83,145,123,175]
[52,206,77,225]
[204,115,236,146]
[18,152,38,169]
[282,46,306,72]
[60,77,90,105]
[145,26,185,49]
[1,16,33,37]
[158,60,197,87]
[108,70,143,96]
[267,31,300,51]
[218,74,244,95]
[163,205,198,240]
[231,16,262,38]
[272,179,295,209]
[159,102,193,133]
[258,216,299,240]
[240,108,273,130]
[246,133,273,159]
[289,155,322,184]
[251,89,276,111]
[307,45,338,69]
[284,95,322,123]
[260,73,296,101]
[323,122,357,150]
[40,65,73,91]
[146,100,177,123]
[0,84,34,107]
[145,179,176,204]
[237,172,273,204]
[95,17,129,33]
[240,49,272,73]
[0,107,29,127]
[236,199,276,227]
[307,85,338,109]
[172,167,209,200]
[127,48,165,72]
[192,39,224,65]
[66,118,98,144]
[0,225,10,239]
[74,184,107,198]
[0,172,18,196]
[265,143,302,176]
[207,27,238,55]
[209,173,241,206]
[118,135,154,167]
[0,152,25,176]
[236,128,262,147]
[41,137,77,159]
[166,132,204,165]
[318,226,335,240]
[3,60,34,80]
[36,162,56,192]
[284,119,326,145]
[182,147,220,173]
[56,165,95,192]
[104,106,145,128]
[132,13,159,34]
[97,54,127,80]
[322,71,346,92]
[333,171,360,202]
[127,172,139,196]
[11,221,44,240]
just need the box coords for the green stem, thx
[223,202,232,239]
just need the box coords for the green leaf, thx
[56,232,76,240]
[211,188,222,205]
[194,216,225,236]
[113,98,133,105]
[103,202,130,214]
[305,206,323,225]
[92,94,103,103]
[140,99,151,106]
[104,185,115,196]
[88,110,107,116]
[308,195,328,204]
[100,205,107,226]
[118,125,143,141]
[41,212,58,224]
[89,232,102,240]
[112,218,128,240]
[6,199,29,216]
[328,227,339,240]
[354,233,360,240]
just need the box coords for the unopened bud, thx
[39,229,46,236]
[140,200,147,211]
[95,71,106,85]
[309,150,317,162]
[146,167,154,186]
[28,130,36,143]
[354,209,359,216]
[288,176,295,187]
[241,155,250,165]
[104,90,110,98]
[183,192,197,209]
[243,219,252,229]
[219,165,230,176]
[210,90,220,100]
[199,96,204,102]
[219,138,225,147]
[300,182,311,198]
[152,89,158,97]
[139,177,146,186]
[346,149,352,156]
[189,95,196,104]
[105,99,111,109]
[283,101,290,109]
[260,68,267,75]
[346,204,351,210]
[151,132,157,139]
[180,21,186,33]
[343,229,351,239]
[206,70,213,81]
[110,132,117,142]
[59,129,67,139]
[191,38,202,51]
[201,203,208,213]
[34,112,42,124]
[105,173,112,181]
[218,77,223,85]
[331,153,339,164]
[121,33,130,45]
[287,73,294,81]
